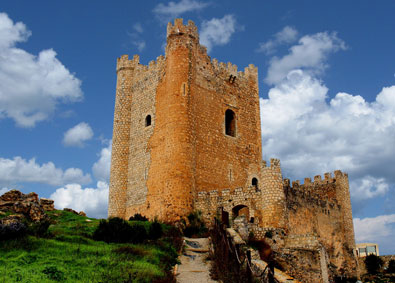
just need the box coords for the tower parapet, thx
[167,18,199,41]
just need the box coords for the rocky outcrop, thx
[63,208,86,217]
[40,198,55,211]
[0,190,54,223]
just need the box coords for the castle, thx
[108,19,358,282]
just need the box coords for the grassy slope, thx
[0,210,178,282]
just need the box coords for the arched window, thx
[252,177,258,188]
[145,115,151,127]
[225,109,236,137]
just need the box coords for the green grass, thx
[0,210,179,282]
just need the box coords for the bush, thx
[129,213,148,221]
[183,211,208,238]
[163,226,183,252]
[0,222,27,241]
[28,219,51,238]
[365,254,383,275]
[93,217,147,244]
[148,220,163,240]
[387,259,395,273]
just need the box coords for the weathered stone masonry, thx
[109,19,358,282]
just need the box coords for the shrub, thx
[129,223,147,244]
[163,226,183,252]
[129,213,148,221]
[93,217,147,244]
[183,211,208,238]
[0,222,27,241]
[365,254,383,275]
[148,220,163,240]
[387,259,395,273]
[28,219,51,238]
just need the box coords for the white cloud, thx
[153,0,209,22]
[200,15,237,52]
[92,141,112,182]
[0,187,10,196]
[133,23,143,34]
[50,181,109,219]
[0,156,91,186]
[129,22,146,52]
[0,13,83,127]
[257,26,298,54]
[265,31,346,84]
[354,214,395,254]
[261,70,395,193]
[63,122,93,147]
[260,30,395,206]
[351,176,389,201]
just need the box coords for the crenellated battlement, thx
[167,18,199,40]
[283,170,348,189]
[262,158,281,169]
[116,54,165,74]
[210,58,258,82]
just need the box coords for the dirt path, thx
[176,237,218,283]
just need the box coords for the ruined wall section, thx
[283,171,358,279]
[191,32,262,196]
[108,55,135,218]
[123,55,165,219]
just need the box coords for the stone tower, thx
[108,19,271,222]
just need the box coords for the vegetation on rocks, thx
[0,210,181,282]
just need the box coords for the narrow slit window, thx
[145,115,151,127]
[252,178,258,188]
[225,109,236,137]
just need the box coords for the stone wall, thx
[283,171,358,280]
[195,158,286,238]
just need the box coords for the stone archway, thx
[232,204,249,220]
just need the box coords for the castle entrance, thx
[232,205,249,220]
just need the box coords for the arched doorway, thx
[232,205,249,220]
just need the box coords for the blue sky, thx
[0,1,394,254]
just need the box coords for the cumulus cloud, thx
[0,13,83,127]
[261,71,395,194]
[265,31,346,85]
[92,141,112,182]
[63,122,94,147]
[200,15,237,52]
[50,181,109,218]
[257,26,298,54]
[351,176,389,201]
[354,214,395,254]
[153,0,209,22]
[0,156,91,186]
[260,29,395,206]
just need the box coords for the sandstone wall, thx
[283,171,358,280]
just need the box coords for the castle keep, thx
[109,19,358,281]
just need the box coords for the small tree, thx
[364,254,383,275]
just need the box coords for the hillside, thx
[0,208,181,282]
